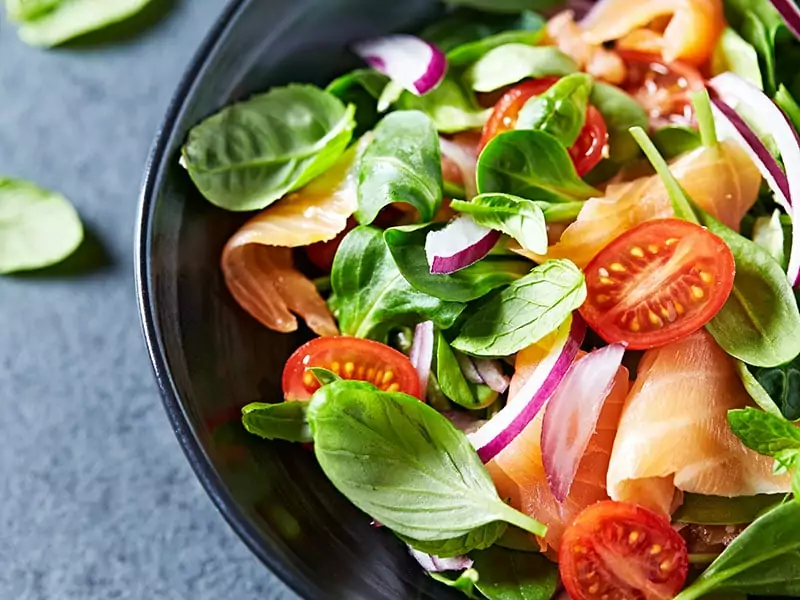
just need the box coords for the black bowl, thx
[135,0,463,599]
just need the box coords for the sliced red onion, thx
[408,547,474,573]
[353,35,447,96]
[710,72,800,285]
[468,316,586,463]
[771,0,800,40]
[542,343,625,503]
[474,359,510,394]
[443,410,486,434]
[425,215,501,275]
[439,136,478,201]
[409,321,434,396]
[456,353,484,384]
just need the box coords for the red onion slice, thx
[425,215,501,275]
[456,353,484,384]
[468,316,586,463]
[771,0,800,40]
[353,35,447,96]
[474,359,510,394]
[408,547,474,572]
[409,321,434,396]
[439,136,478,201]
[542,343,625,503]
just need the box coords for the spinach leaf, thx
[307,380,547,548]
[6,0,60,21]
[384,224,530,302]
[326,69,389,137]
[674,502,800,599]
[447,13,546,67]
[674,493,783,525]
[429,570,480,599]
[443,0,562,13]
[712,27,764,90]
[0,178,83,274]
[652,125,702,159]
[752,211,786,268]
[395,78,490,133]
[464,44,578,93]
[450,193,548,254]
[436,331,498,410]
[735,360,784,418]
[13,0,155,46]
[517,73,593,147]
[182,85,355,212]
[356,111,442,224]
[476,130,600,202]
[331,226,465,340]
[453,260,586,357]
[590,82,649,163]
[241,401,311,443]
[751,357,800,421]
[471,546,559,600]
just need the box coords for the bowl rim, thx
[134,2,314,598]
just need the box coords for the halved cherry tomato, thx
[579,219,735,350]
[559,501,689,600]
[479,78,609,176]
[282,336,422,400]
[618,50,705,127]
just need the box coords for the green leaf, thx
[447,25,545,68]
[735,360,784,418]
[752,210,786,268]
[674,502,800,599]
[0,178,83,274]
[330,226,465,341]
[517,73,593,148]
[326,69,389,138]
[395,78,490,134]
[476,130,600,203]
[711,27,764,90]
[307,380,547,545]
[750,356,800,421]
[421,9,543,54]
[691,89,719,149]
[471,546,559,600]
[6,0,60,21]
[776,84,800,134]
[241,401,312,444]
[436,332,498,410]
[674,493,784,525]
[384,224,530,302]
[589,82,649,163]
[356,111,442,224]
[401,523,506,558]
[652,125,702,159]
[430,569,480,599]
[453,260,586,357]
[535,200,584,224]
[728,407,800,457]
[308,367,341,387]
[451,193,548,254]
[495,526,541,552]
[182,84,355,212]
[442,0,561,13]
[464,44,578,93]
[14,0,154,46]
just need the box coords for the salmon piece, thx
[488,346,630,551]
[607,330,791,517]
[525,140,761,268]
[580,0,724,65]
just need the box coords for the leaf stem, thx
[691,89,719,149]
[496,502,547,538]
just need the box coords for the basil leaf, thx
[518,73,592,147]
[326,69,389,138]
[241,401,311,444]
[674,502,800,599]
[589,82,649,163]
[674,493,784,525]
[356,111,442,224]
[384,224,530,302]
[496,526,541,552]
[751,357,800,421]
[307,380,547,546]
[476,130,600,203]
[464,44,577,93]
[735,360,784,418]
[443,0,562,14]
[471,546,559,600]
[429,570,480,599]
[0,178,83,274]
[6,0,60,21]
[401,523,506,558]
[453,260,586,357]
[712,27,764,90]
[331,226,465,341]
[13,0,154,46]
[308,367,341,387]
[728,407,800,457]
[395,78,490,134]
[182,85,355,212]
[451,193,548,254]
[436,332,498,410]
[652,125,702,159]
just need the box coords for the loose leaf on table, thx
[464,44,578,93]
[652,125,702,159]
[673,493,784,525]
[326,69,389,137]
[674,501,800,599]
[712,27,764,90]
[307,380,546,551]
[0,178,83,274]
[182,84,355,212]
[330,226,464,341]
[241,401,311,444]
[476,130,600,203]
[589,82,649,163]
[13,0,155,46]
[356,110,442,224]
[384,224,530,302]
[435,331,498,410]
[471,546,559,600]
[517,73,593,147]
[6,0,60,21]
[395,78,489,134]
[450,193,548,254]
[453,259,586,357]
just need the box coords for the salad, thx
[180,0,800,598]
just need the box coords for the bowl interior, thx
[138,0,464,598]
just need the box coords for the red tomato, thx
[559,501,689,600]
[618,50,705,127]
[282,336,422,401]
[479,78,609,176]
[579,219,735,350]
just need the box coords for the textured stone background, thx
[0,3,297,599]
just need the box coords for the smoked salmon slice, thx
[606,330,791,517]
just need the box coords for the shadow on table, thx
[10,225,114,280]
[62,0,181,49]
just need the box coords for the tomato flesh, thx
[282,336,422,400]
[579,219,735,350]
[560,501,689,600]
